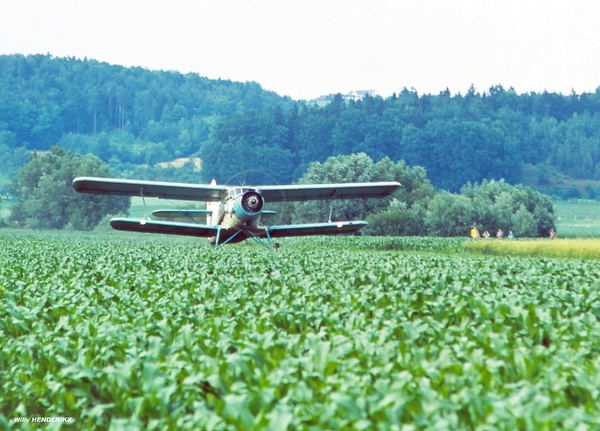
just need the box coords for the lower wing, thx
[266,221,367,238]
[110,218,219,237]
[108,218,366,241]
[152,209,213,218]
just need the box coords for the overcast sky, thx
[1,0,599,100]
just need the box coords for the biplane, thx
[72,177,401,246]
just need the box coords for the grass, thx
[554,199,600,238]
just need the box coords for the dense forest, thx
[2,54,600,199]
[201,88,600,195]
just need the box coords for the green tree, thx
[292,153,434,227]
[10,146,130,230]
[293,153,375,223]
[7,53,600,196]
[425,192,475,236]
[492,191,516,231]
[459,179,555,237]
[364,202,427,236]
[512,204,538,237]
[0,193,4,228]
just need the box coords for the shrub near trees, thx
[459,179,555,237]
[425,180,555,237]
[9,146,130,230]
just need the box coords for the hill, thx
[0,54,290,191]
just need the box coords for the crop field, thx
[1,232,600,430]
[554,199,600,238]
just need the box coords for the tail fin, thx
[206,179,218,224]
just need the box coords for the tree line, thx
[201,89,600,195]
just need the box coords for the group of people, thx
[470,226,557,239]
[470,226,513,239]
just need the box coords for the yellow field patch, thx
[464,238,600,259]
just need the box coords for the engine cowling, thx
[232,190,264,222]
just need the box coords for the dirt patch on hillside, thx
[156,157,201,170]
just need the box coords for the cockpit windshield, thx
[227,187,255,199]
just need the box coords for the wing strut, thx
[220,230,243,246]
[328,200,334,223]
[140,186,149,220]
[215,226,222,246]
[264,228,273,247]
[214,228,274,249]
[243,230,273,249]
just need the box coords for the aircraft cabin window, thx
[228,188,242,199]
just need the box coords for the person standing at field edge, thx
[549,228,556,239]
[470,226,480,238]
[496,228,504,239]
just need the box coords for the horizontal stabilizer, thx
[73,177,227,201]
[152,209,213,218]
[266,221,367,238]
[110,218,219,237]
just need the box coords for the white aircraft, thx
[73,177,401,246]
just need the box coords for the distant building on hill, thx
[314,90,377,106]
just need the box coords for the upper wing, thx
[256,182,400,202]
[73,177,228,201]
[110,218,219,237]
[265,221,367,238]
[73,177,400,202]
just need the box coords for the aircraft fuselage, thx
[209,187,267,244]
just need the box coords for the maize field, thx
[1,232,600,430]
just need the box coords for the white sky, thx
[1,0,599,100]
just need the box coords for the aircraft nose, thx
[238,191,264,216]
